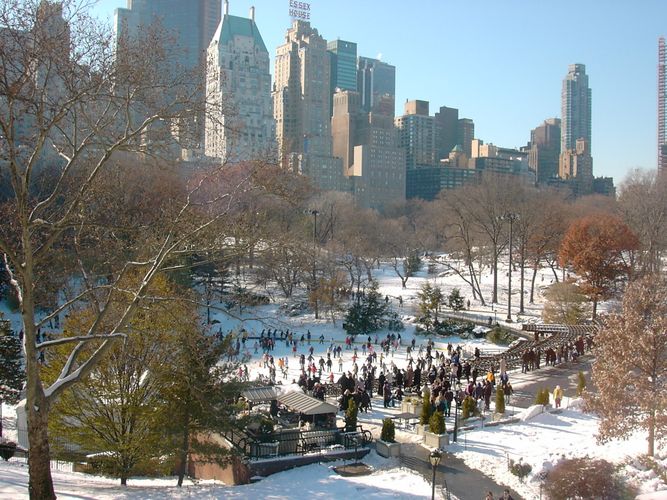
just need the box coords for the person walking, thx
[553,385,564,408]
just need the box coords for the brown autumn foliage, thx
[585,275,667,457]
[558,214,639,318]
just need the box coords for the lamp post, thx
[453,386,462,442]
[429,448,442,500]
[501,212,519,322]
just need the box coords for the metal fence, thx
[225,425,372,460]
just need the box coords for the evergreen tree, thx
[44,275,217,485]
[343,280,389,335]
[156,293,243,487]
[345,398,358,432]
[577,371,586,397]
[447,288,465,311]
[0,320,24,436]
[380,418,396,443]
[495,385,505,414]
[417,282,443,332]
[462,396,477,419]
[429,410,446,434]
[420,389,432,425]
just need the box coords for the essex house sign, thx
[289,0,311,20]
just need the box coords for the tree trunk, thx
[492,252,498,303]
[519,245,525,314]
[121,476,127,486]
[592,298,598,320]
[648,409,655,457]
[27,387,56,500]
[177,413,190,487]
[530,265,538,304]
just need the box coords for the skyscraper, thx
[357,56,396,117]
[114,0,221,154]
[273,20,347,191]
[115,0,220,74]
[457,118,475,158]
[328,40,357,92]
[205,4,274,162]
[332,90,405,209]
[529,118,561,183]
[561,63,592,153]
[395,100,436,169]
[658,37,667,172]
[434,106,459,160]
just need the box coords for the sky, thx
[90,0,667,186]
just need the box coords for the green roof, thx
[212,14,267,53]
[451,144,464,153]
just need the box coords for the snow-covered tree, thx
[447,287,465,312]
[586,275,667,456]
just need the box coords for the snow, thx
[1,257,664,498]
[0,453,437,499]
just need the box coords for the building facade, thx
[357,56,396,117]
[205,5,274,162]
[528,118,561,184]
[434,105,459,161]
[332,90,405,209]
[561,63,591,153]
[273,20,347,191]
[457,118,475,158]
[395,100,437,169]
[658,37,667,173]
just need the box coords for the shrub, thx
[535,388,550,406]
[495,386,505,414]
[345,398,358,432]
[420,390,432,425]
[381,418,396,443]
[508,458,532,482]
[577,370,586,396]
[0,441,16,461]
[429,411,446,434]
[543,457,637,500]
[461,395,478,419]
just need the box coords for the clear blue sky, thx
[92,0,667,185]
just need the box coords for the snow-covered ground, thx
[0,257,663,498]
[0,453,438,499]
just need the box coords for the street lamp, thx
[453,385,462,442]
[501,212,519,322]
[429,448,442,500]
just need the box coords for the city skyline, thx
[93,0,667,185]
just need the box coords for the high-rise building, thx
[328,40,357,92]
[434,106,459,160]
[114,0,221,155]
[273,20,347,191]
[559,138,593,195]
[205,4,274,162]
[658,37,667,172]
[115,0,220,74]
[357,56,396,117]
[561,63,591,153]
[332,90,405,209]
[395,100,436,169]
[529,118,561,183]
[457,118,475,158]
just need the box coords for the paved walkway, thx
[504,355,593,408]
[398,442,523,500]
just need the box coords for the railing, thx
[225,424,372,461]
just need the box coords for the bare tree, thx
[0,3,245,497]
[617,169,667,275]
